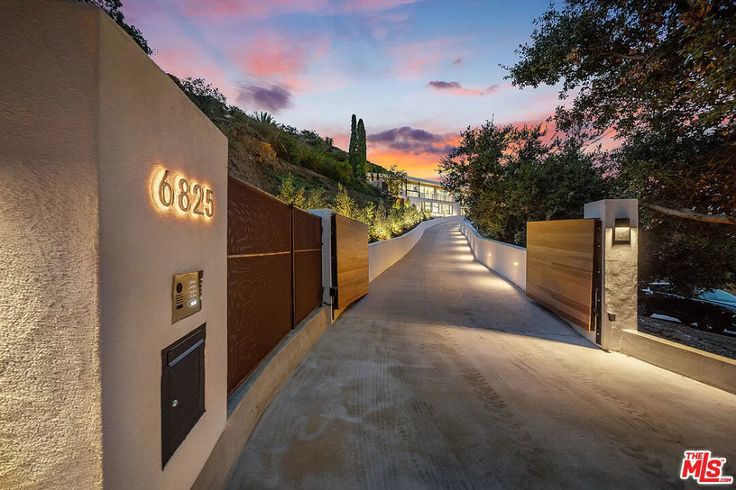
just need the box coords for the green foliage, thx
[383,165,408,196]
[348,115,368,181]
[356,118,367,180]
[348,115,358,176]
[508,0,736,291]
[254,112,277,125]
[508,0,736,140]
[333,184,355,218]
[439,122,609,246]
[81,0,151,54]
[277,174,328,210]
[176,78,228,121]
[174,77,376,190]
[281,179,426,242]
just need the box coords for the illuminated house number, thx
[153,169,214,219]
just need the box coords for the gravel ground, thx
[638,315,736,360]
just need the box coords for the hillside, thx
[172,77,390,208]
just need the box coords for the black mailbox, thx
[161,324,206,467]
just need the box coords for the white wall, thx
[97,9,229,489]
[0,3,104,487]
[1,2,228,489]
[459,220,527,291]
[369,217,459,282]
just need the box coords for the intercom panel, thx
[172,271,202,323]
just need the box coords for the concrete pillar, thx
[584,199,639,351]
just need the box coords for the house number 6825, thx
[154,169,214,218]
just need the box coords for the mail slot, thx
[161,324,206,467]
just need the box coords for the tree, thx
[348,115,358,178]
[356,118,367,180]
[81,0,152,54]
[507,0,736,291]
[173,77,228,121]
[334,184,355,218]
[383,165,408,196]
[277,174,328,210]
[440,122,609,245]
[253,112,277,125]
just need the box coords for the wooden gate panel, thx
[527,219,598,331]
[332,214,368,318]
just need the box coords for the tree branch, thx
[611,53,647,61]
[645,203,736,225]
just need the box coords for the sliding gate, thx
[227,176,322,394]
[526,219,602,343]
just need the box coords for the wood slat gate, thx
[227,176,322,395]
[526,219,602,336]
[331,213,369,319]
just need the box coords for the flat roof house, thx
[368,173,462,218]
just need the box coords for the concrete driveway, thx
[227,222,736,489]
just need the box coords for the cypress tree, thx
[348,114,358,176]
[356,118,366,180]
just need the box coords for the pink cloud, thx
[231,31,330,87]
[343,0,420,13]
[182,0,329,18]
[182,0,419,18]
[236,33,308,78]
[389,37,467,78]
[145,19,237,101]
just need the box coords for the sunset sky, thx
[124,0,560,179]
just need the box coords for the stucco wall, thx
[1,2,228,488]
[0,2,104,488]
[96,11,228,490]
[369,217,459,282]
[584,199,638,351]
[460,220,527,291]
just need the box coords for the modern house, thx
[368,173,462,217]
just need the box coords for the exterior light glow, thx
[613,218,631,244]
[149,165,215,222]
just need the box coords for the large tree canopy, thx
[440,123,609,245]
[507,0,735,292]
[508,0,735,138]
[508,0,735,221]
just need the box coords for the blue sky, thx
[125,0,560,178]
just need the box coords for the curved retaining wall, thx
[459,220,527,291]
[369,216,459,282]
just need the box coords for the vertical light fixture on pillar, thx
[613,218,631,245]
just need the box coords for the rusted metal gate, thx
[331,214,369,319]
[526,219,602,340]
[293,207,322,325]
[227,176,322,395]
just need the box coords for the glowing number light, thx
[150,166,214,221]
